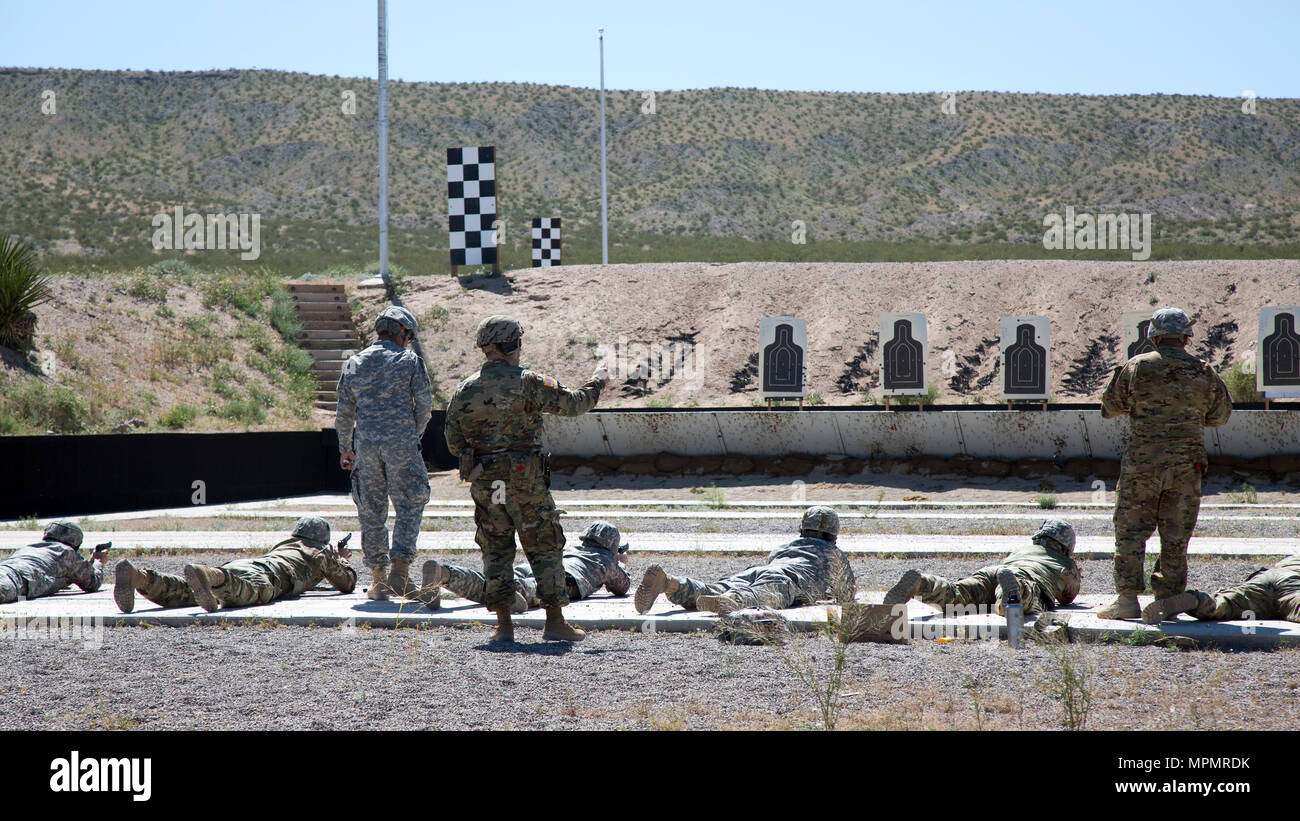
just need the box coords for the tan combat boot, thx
[490,608,514,642]
[697,592,745,615]
[1142,592,1200,624]
[183,564,227,613]
[1096,594,1140,620]
[542,607,586,642]
[634,565,679,614]
[114,560,147,613]
[884,569,923,605]
[388,558,416,598]
[367,566,391,601]
[418,560,446,610]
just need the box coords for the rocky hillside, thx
[2,68,1299,269]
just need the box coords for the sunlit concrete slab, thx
[1,532,1295,558]
[2,589,1294,649]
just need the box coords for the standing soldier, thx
[1096,307,1232,619]
[444,315,609,642]
[0,521,108,603]
[336,305,433,601]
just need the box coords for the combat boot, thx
[1142,592,1200,624]
[418,560,446,610]
[114,560,147,613]
[697,592,745,615]
[542,607,586,642]
[634,565,679,614]
[183,564,226,613]
[367,566,391,601]
[884,569,923,605]
[490,608,514,642]
[1096,594,1140,620]
[388,558,416,598]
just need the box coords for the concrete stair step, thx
[307,348,355,360]
[316,391,339,401]
[286,281,346,291]
[299,329,358,340]
[302,320,355,331]
[292,295,348,306]
[315,402,339,412]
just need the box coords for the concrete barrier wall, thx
[542,409,1300,460]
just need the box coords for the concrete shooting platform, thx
[2,587,1296,650]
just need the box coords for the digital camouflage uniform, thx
[439,534,631,609]
[1101,329,1231,599]
[336,332,434,570]
[667,537,854,611]
[1181,554,1300,623]
[123,538,356,610]
[912,541,1081,615]
[0,522,103,604]
[445,359,603,611]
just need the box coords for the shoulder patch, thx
[542,375,557,388]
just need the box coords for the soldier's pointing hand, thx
[592,363,611,387]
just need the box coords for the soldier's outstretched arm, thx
[411,359,434,437]
[1057,563,1082,606]
[529,372,604,417]
[605,564,632,597]
[335,371,357,453]
[320,546,358,594]
[1205,368,1232,427]
[1100,364,1131,418]
[71,549,106,593]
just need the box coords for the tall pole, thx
[377,0,390,285]
[599,28,608,265]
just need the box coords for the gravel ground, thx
[4,554,1297,731]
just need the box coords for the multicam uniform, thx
[0,542,103,603]
[1182,554,1300,623]
[444,360,603,611]
[440,540,631,608]
[667,537,854,611]
[912,542,1080,615]
[1102,345,1231,598]
[336,339,434,570]
[127,539,356,610]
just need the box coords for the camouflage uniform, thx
[913,541,1080,615]
[125,539,355,610]
[336,308,434,570]
[1181,554,1300,623]
[1101,311,1231,599]
[0,522,103,603]
[444,317,604,612]
[667,537,854,611]
[439,525,631,608]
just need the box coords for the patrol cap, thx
[1150,307,1193,337]
[1032,519,1076,555]
[475,315,523,348]
[291,516,331,547]
[375,306,419,335]
[799,505,839,539]
[579,520,621,552]
[43,520,84,549]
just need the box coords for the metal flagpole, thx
[377,0,390,286]
[599,28,608,265]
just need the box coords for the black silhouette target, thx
[1263,311,1300,387]
[882,318,925,391]
[1004,323,1048,395]
[1127,319,1155,359]
[762,323,803,393]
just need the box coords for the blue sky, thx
[2,0,1296,96]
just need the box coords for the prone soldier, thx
[444,315,609,642]
[1097,307,1232,619]
[112,516,355,613]
[336,305,434,602]
[884,519,1081,615]
[633,506,854,615]
[0,521,108,603]
[420,520,630,613]
[1143,552,1300,625]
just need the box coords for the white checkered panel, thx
[447,146,497,267]
[531,217,561,267]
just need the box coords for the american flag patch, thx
[542,375,556,388]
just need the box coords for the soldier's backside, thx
[1001,543,1081,607]
[444,360,600,456]
[0,542,102,601]
[336,341,433,450]
[763,538,855,605]
[563,542,630,598]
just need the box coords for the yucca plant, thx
[0,236,53,349]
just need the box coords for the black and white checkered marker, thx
[531,217,562,267]
[447,146,497,267]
